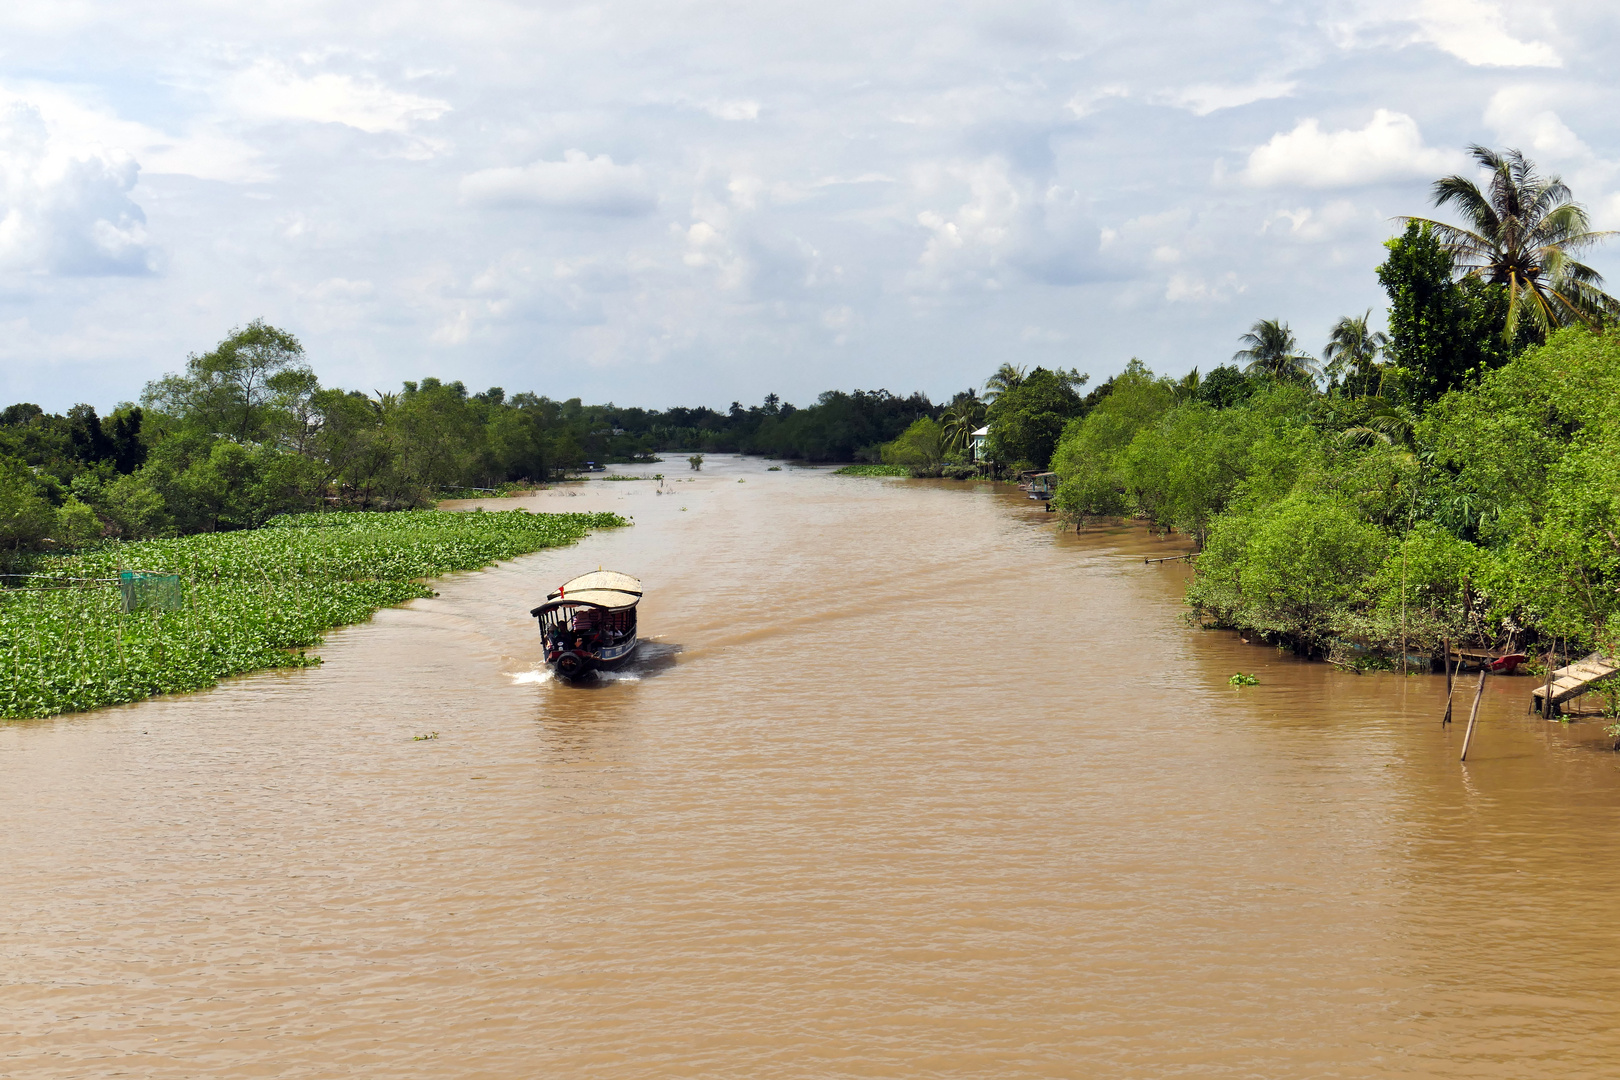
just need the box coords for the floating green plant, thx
[1,509,625,720]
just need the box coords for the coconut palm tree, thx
[1403,145,1618,339]
[1338,399,1414,448]
[941,394,986,455]
[982,363,1027,402]
[1233,319,1318,383]
[1322,310,1389,397]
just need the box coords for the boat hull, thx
[546,634,638,680]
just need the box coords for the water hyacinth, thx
[1,509,624,720]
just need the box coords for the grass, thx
[833,464,909,477]
[0,509,624,720]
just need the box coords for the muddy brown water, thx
[5,455,1620,1079]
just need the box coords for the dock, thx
[1529,653,1619,714]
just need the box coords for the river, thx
[4,454,1620,1078]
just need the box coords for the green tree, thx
[1233,319,1318,383]
[1049,359,1172,515]
[983,364,1027,402]
[143,320,312,442]
[1404,145,1618,341]
[1377,222,1510,407]
[1322,311,1388,397]
[983,367,1088,470]
[940,393,985,457]
[0,459,57,551]
[881,417,946,475]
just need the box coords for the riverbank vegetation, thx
[1045,146,1620,661]
[1,509,622,719]
[2,324,960,548]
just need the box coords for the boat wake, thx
[508,667,643,685]
[509,669,553,685]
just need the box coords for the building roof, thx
[971,425,990,436]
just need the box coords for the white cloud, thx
[1244,110,1463,188]
[228,60,450,134]
[461,150,656,215]
[707,100,760,121]
[1262,200,1374,241]
[1483,87,1590,159]
[1412,0,1560,67]
[1166,271,1243,303]
[1158,79,1297,117]
[0,103,152,276]
[912,158,1103,290]
[1065,84,1129,118]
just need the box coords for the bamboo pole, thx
[1459,669,1488,762]
[1441,638,1455,725]
[1543,638,1556,718]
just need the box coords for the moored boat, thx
[531,571,642,680]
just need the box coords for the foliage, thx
[0,509,624,719]
[1233,319,1318,383]
[1404,145,1620,340]
[1050,360,1174,517]
[1378,222,1514,406]
[981,367,1088,470]
[1228,673,1259,686]
[881,417,946,475]
[833,464,909,477]
[1187,492,1390,650]
[1323,310,1389,397]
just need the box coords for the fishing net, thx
[119,572,184,613]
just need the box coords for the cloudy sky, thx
[1,0,1615,412]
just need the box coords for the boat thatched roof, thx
[538,570,642,612]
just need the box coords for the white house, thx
[968,425,989,462]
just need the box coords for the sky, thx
[1,0,1616,413]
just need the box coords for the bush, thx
[1188,492,1390,651]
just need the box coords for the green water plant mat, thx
[0,510,624,720]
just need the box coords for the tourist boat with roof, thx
[531,570,642,679]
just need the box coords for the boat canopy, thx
[531,570,642,616]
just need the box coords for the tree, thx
[1404,145,1618,341]
[1233,319,1318,383]
[881,417,946,475]
[983,366,1088,470]
[143,320,312,442]
[940,393,985,456]
[1195,365,1254,409]
[983,364,1027,402]
[1377,222,1509,406]
[1322,311,1389,397]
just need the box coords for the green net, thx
[119,572,184,613]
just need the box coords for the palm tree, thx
[1233,319,1318,382]
[1173,368,1201,403]
[1338,399,1414,448]
[1322,310,1389,397]
[941,394,985,455]
[983,363,1027,402]
[1403,145,1618,339]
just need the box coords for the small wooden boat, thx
[531,571,641,680]
[1450,647,1527,674]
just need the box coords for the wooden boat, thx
[1449,647,1528,674]
[531,571,642,679]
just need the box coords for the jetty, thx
[1530,653,1619,715]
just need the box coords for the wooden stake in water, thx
[1459,669,1488,762]
[1441,638,1455,725]
[1542,639,1556,719]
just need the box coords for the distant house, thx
[968,425,989,462]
